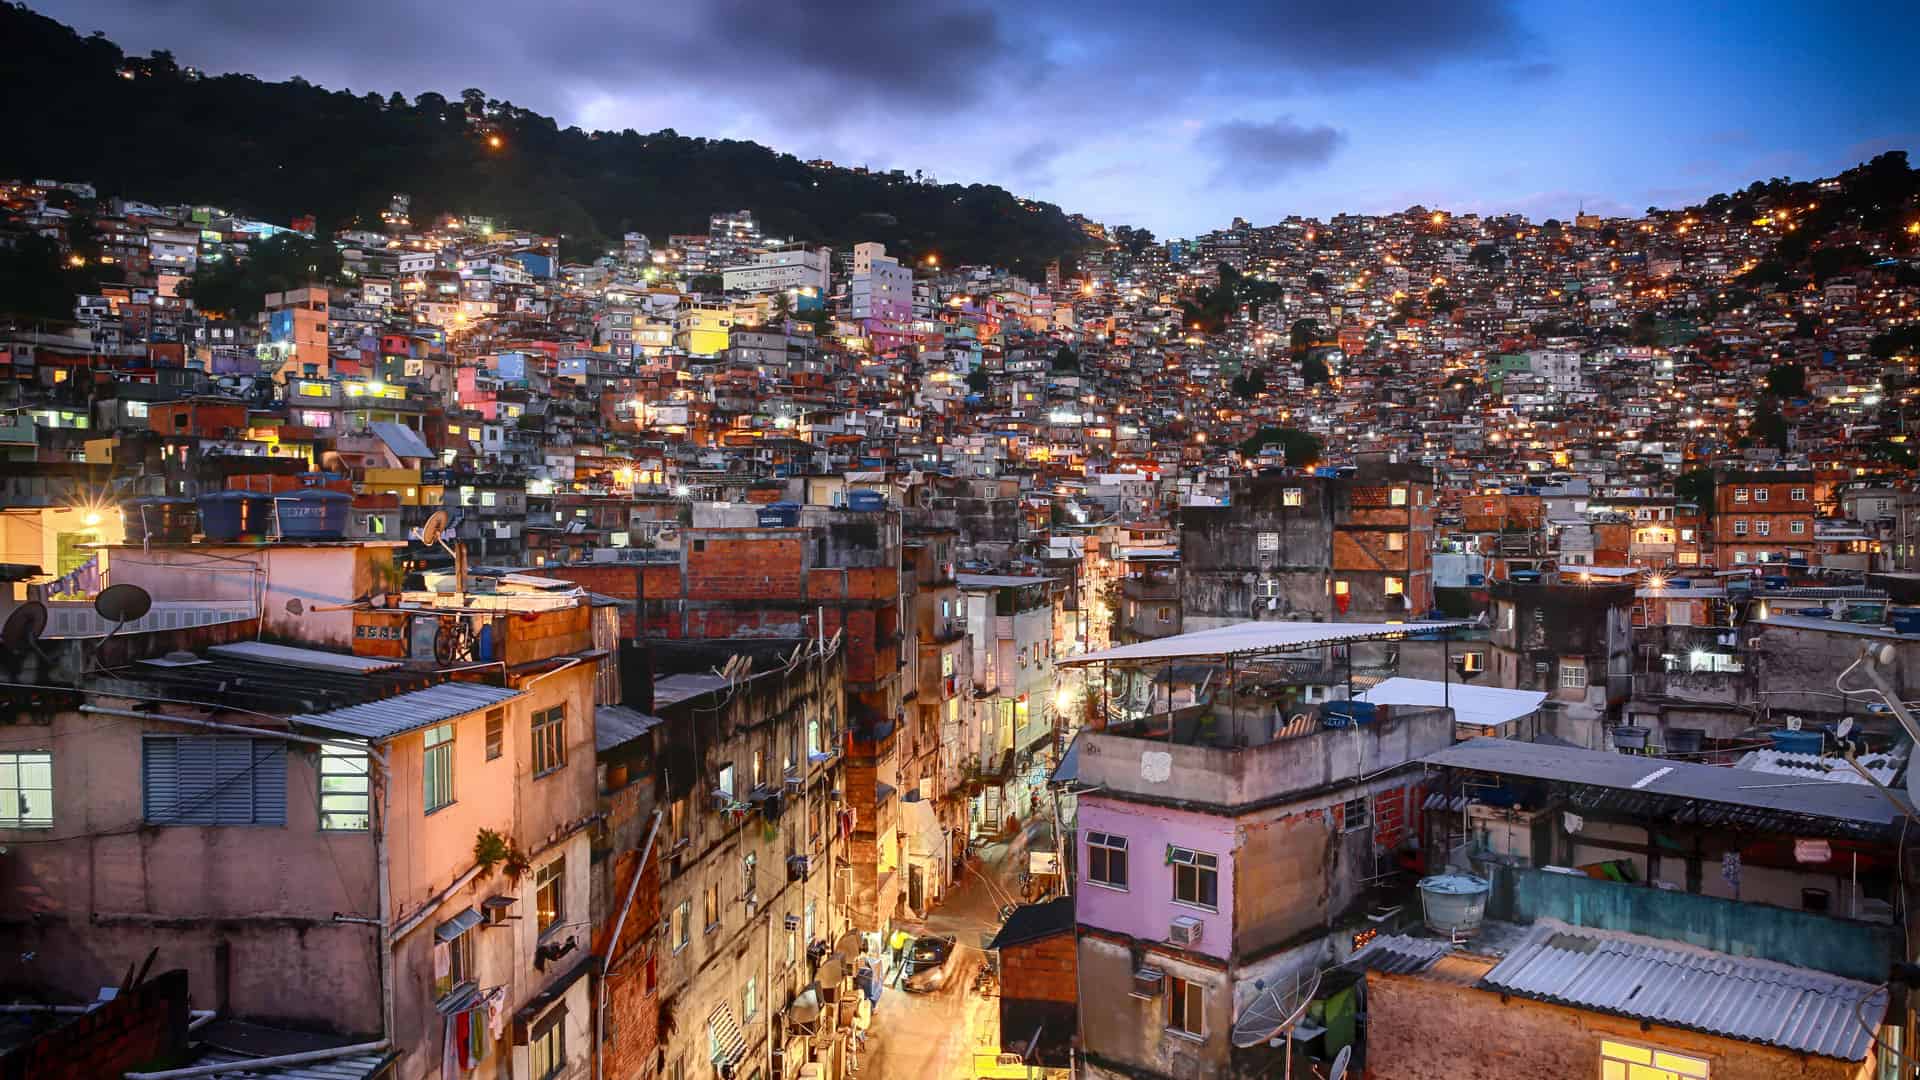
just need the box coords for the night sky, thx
[35,1,1920,238]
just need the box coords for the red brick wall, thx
[596,851,662,1080]
[688,537,804,600]
[1000,933,1076,1004]
[1364,971,1868,1080]
[0,969,188,1080]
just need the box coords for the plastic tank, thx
[273,489,352,539]
[1320,701,1379,728]
[845,489,888,512]
[1770,729,1824,755]
[757,501,802,527]
[1611,725,1650,751]
[1891,608,1920,636]
[1418,872,1490,937]
[123,497,198,543]
[196,491,252,541]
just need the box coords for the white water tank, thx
[1418,872,1490,936]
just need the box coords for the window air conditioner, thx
[1169,915,1205,947]
[1130,967,1165,999]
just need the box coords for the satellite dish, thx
[1234,968,1321,1049]
[1836,717,1855,740]
[2,602,48,652]
[419,510,450,547]
[94,584,153,625]
[1326,1045,1352,1080]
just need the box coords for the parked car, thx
[901,933,960,993]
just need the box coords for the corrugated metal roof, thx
[1422,738,1900,835]
[1348,934,1455,975]
[181,1050,392,1080]
[207,642,401,674]
[595,704,664,752]
[370,420,433,461]
[1479,923,1886,1060]
[289,682,523,740]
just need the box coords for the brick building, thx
[988,897,1077,1070]
[1710,468,1817,568]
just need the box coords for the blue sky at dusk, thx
[35,0,1920,238]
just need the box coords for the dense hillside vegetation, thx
[0,3,1090,273]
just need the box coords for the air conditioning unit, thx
[1130,967,1165,999]
[1169,915,1205,946]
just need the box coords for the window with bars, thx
[143,737,286,826]
[318,743,370,831]
[532,706,566,777]
[423,724,454,812]
[0,751,53,829]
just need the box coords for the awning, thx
[706,1003,748,1069]
[1059,620,1469,668]
[1357,678,1546,729]
[435,907,483,942]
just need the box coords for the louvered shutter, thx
[142,737,178,823]
[251,740,286,825]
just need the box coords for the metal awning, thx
[289,682,525,740]
[436,907,483,942]
[706,1003,747,1068]
[1059,620,1469,668]
[1358,678,1546,729]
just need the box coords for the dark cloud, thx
[1007,139,1067,182]
[1197,118,1345,187]
[1505,61,1559,83]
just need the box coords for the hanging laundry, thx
[486,986,508,1042]
[441,1014,458,1079]
[455,1008,473,1071]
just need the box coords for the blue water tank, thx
[1666,578,1691,589]
[1465,573,1486,587]
[1770,729,1824,755]
[197,491,251,541]
[1891,608,1920,636]
[757,501,801,527]
[845,490,888,512]
[1511,570,1541,584]
[123,497,198,543]
[274,489,351,539]
[1321,701,1379,728]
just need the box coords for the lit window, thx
[423,724,454,812]
[743,976,757,1021]
[1390,487,1408,506]
[1167,975,1205,1039]
[1384,577,1405,596]
[1599,1038,1709,1079]
[536,855,565,936]
[1387,532,1406,552]
[673,900,692,952]
[318,743,370,830]
[530,1009,565,1080]
[0,751,53,829]
[1460,651,1485,673]
[1733,488,1749,503]
[1282,488,1303,507]
[1333,581,1350,597]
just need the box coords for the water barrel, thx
[757,501,802,527]
[1664,727,1705,755]
[123,497,198,543]
[1418,873,1490,937]
[274,489,352,539]
[197,491,251,541]
[845,490,888,512]
[1611,725,1650,752]
[1320,701,1379,728]
[1890,608,1920,636]
[1770,729,1824,755]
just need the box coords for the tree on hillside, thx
[1230,369,1266,398]
[1301,352,1332,387]
[1238,426,1322,466]
[965,368,990,394]
[1765,363,1806,398]
[1289,319,1321,353]
[1051,345,1080,371]
[180,233,343,319]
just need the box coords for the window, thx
[751,749,764,790]
[1156,606,1173,623]
[1384,576,1405,596]
[673,900,692,953]
[1752,487,1768,503]
[743,853,758,902]
[1332,580,1349,597]
[1386,531,1406,552]
[705,882,720,931]
[1087,832,1128,889]
[1390,487,1408,506]
[485,709,504,760]
[0,751,53,829]
[717,763,736,800]
[1460,651,1485,673]
[318,743,370,830]
[423,724,454,812]
[1755,520,1771,537]
[1790,519,1806,535]
[434,919,474,998]
[1733,488,1749,503]
[536,855,565,936]
[1790,487,1807,502]
[1170,847,1218,909]
[743,976,757,1021]
[532,705,566,776]
[1732,519,1748,536]
[1167,975,1205,1039]
[1560,661,1589,689]
[1342,796,1370,833]
[1733,551,1749,564]
[1282,488,1303,507]
[143,737,286,826]
[1599,1038,1708,1079]
[530,1009,565,1080]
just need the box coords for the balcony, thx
[1121,574,1180,603]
